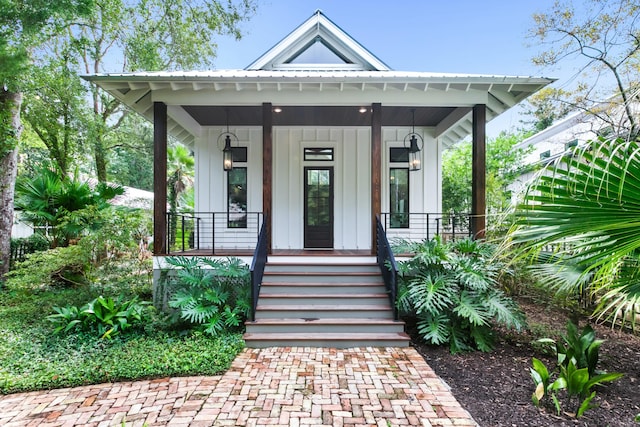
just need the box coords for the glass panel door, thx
[304,167,334,248]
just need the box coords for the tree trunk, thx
[0,90,23,281]
[94,138,107,182]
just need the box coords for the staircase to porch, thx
[243,258,410,348]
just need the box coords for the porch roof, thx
[85,70,554,147]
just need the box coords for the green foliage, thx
[5,244,92,290]
[530,321,623,417]
[0,285,244,393]
[9,233,50,269]
[395,237,526,353]
[442,131,532,215]
[15,166,124,246]
[48,295,152,339]
[164,257,251,336]
[504,138,640,329]
[22,52,87,176]
[6,204,151,291]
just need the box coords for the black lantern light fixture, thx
[218,109,239,172]
[403,108,424,171]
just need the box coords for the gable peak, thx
[246,11,390,71]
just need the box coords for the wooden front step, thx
[246,318,405,334]
[244,259,409,348]
[243,332,410,348]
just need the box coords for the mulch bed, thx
[411,296,640,427]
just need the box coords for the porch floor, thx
[163,249,373,257]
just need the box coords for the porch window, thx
[390,168,409,228]
[304,147,334,161]
[228,167,247,228]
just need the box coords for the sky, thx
[212,0,585,137]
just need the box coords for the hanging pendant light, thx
[404,108,424,171]
[218,108,239,172]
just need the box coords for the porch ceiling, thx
[84,71,555,147]
[182,105,457,127]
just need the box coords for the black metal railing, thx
[379,212,472,242]
[376,215,399,320]
[249,215,268,322]
[166,211,263,254]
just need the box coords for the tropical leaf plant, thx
[48,295,151,339]
[395,237,525,353]
[530,321,623,417]
[15,166,124,247]
[164,257,251,335]
[503,137,640,329]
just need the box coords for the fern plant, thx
[165,257,250,335]
[395,237,525,353]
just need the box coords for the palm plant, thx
[395,237,525,353]
[503,137,640,329]
[167,144,194,246]
[15,166,123,247]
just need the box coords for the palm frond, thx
[503,138,640,322]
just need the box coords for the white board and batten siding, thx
[194,125,440,251]
[194,127,263,250]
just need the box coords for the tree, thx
[529,0,640,137]
[22,52,87,176]
[0,0,94,280]
[442,131,532,216]
[63,0,258,182]
[520,87,574,132]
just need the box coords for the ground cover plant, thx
[0,284,244,394]
[0,185,245,394]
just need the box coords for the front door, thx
[304,167,334,248]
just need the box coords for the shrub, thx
[9,233,50,268]
[163,257,251,336]
[530,321,623,417]
[5,244,92,290]
[395,237,526,353]
[48,295,152,339]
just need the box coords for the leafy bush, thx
[395,237,526,353]
[15,167,124,247]
[5,244,93,290]
[531,321,623,417]
[10,233,50,266]
[163,257,251,335]
[48,295,152,339]
[5,205,152,292]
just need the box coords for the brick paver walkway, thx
[0,347,477,427]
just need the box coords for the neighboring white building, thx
[509,97,632,201]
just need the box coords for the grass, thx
[0,285,245,394]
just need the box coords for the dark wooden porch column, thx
[471,104,486,240]
[371,103,382,254]
[262,102,273,253]
[153,102,168,255]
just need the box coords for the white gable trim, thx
[246,10,390,72]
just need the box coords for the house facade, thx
[86,10,553,256]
